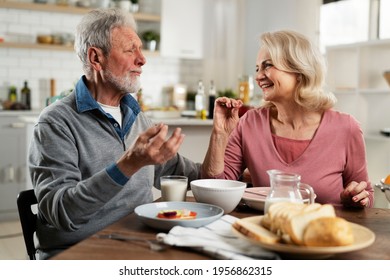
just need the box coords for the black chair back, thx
[17,189,37,260]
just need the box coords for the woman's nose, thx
[256,70,266,82]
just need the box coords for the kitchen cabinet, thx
[0,1,161,54]
[326,39,390,135]
[326,39,390,208]
[0,114,212,220]
[160,0,205,59]
[152,117,212,162]
[0,114,29,221]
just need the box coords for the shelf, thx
[365,133,390,141]
[0,1,161,21]
[0,41,160,55]
[0,41,73,51]
[331,88,357,95]
[326,39,390,93]
[359,88,390,95]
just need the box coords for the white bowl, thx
[190,179,246,213]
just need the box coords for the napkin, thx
[156,215,280,260]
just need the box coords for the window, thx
[379,0,390,39]
[320,0,370,52]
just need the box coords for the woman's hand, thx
[213,97,243,136]
[201,97,242,178]
[340,181,371,208]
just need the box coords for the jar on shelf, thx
[238,75,253,105]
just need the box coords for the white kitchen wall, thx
[242,0,322,79]
[0,3,203,111]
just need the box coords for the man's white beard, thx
[105,69,141,94]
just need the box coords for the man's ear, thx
[88,47,104,71]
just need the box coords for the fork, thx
[96,233,166,251]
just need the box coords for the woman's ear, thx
[88,47,104,71]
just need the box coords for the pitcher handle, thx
[298,183,315,204]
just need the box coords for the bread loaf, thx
[303,217,354,246]
[287,204,336,245]
[235,202,354,247]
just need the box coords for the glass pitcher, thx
[264,169,315,213]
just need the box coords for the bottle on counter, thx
[8,86,17,103]
[136,88,145,111]
[21,81,31,110]
[195,80,206,119]
[46,78,57,106]
[207,80,216,119]
[238,75,250,105]
[50,78,56,98]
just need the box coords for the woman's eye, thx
[258,61,273,72]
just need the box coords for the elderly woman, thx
[202,30,373,208]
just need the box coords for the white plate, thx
[134,201,224,231]
[241,187,270,211]
[232,216,376,259]
[242,187,316,211]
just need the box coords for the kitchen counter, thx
[150,117,213,126]
[0,110,40,116]
[0,112,212,164]
[0,111,213,125]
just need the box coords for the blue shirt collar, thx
[75,76,141,115]
[74,76,141,138]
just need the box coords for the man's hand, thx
[117,123,185,176]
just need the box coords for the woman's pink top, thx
[212,107,374,207]
[272,134,310,164]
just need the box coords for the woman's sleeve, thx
[344,116,374,207]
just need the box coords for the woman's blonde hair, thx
[260,30,336,111]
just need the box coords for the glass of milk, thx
[160,175,188,201]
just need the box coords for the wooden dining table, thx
[51,197,390,260]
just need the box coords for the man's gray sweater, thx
[29,79,200,259]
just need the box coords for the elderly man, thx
[29,8,200,259]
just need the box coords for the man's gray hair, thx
[74,8,137,76]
